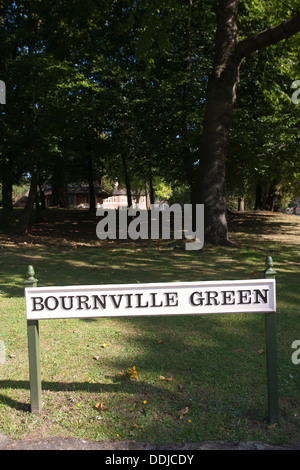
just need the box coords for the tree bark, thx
[39,183,46,210]
[19,164,38,235]
[238,197,244,212]
[1,159,15,229]
[148,172,155,205]
[196,0,300,244]
[197,0,240,244]
[121,152,132,208]
[87,145,96,213]
[51,166,69,208]
[255,182,269,210]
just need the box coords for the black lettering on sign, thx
[221,291,235,305]
[206,291,220,306]
[125,293,133,308]
[45,296,59,310]
[135,293,149,308]
[237,290,251,304]
[60,296,74,310]
[92,295,107,309]
[150,293,163,308]
[253,289,268,304]
[76,295,91,310]
[32,297,44,311]
[164,292,178,307]
[109,294,123,308]
[190,292,204,306]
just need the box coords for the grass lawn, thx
[0,209,299,444]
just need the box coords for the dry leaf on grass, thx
[101,343,110,348]
[178,406,189,419]
[126,365,139,380]
[158,376,173,382]
[95,403,110,412]
[95,402,103,412]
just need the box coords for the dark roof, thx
[111,188,146,196]
[66,184,109,197]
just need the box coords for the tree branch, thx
[235,12,300,60]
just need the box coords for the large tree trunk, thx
[87,145,96,213]
[19,164,38,235]
[1,159,15,229]
[255,180,280,211]
[148,172,155,205]
[51,165,69,208]
[196,0,300,245]
[121,153,132,208]
[254,182,269,210]
[197,0,240,244]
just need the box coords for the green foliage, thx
[227,23,300,206]
[1,0,299,223]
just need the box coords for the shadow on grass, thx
[0,209,299,302]
[0,376,191,412]
[0,374,268,425]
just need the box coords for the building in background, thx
[14,183,147,209]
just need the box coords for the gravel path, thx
[0,433,299,450]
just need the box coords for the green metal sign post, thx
[264,256,279,424]
[25,266,42,414]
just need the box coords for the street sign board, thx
[25,279,276,320]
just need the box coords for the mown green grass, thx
[0,209,299,444]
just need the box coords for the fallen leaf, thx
[157,339,164,344]
[95,402,103,412]
[101,343,110,348]
[126,365,139,380]
[178,406,189,419]
[159,375,172,382]
[93,355,100,360]
[257,349,264,354]
[117,372,124,376]
[268,423,277,430]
